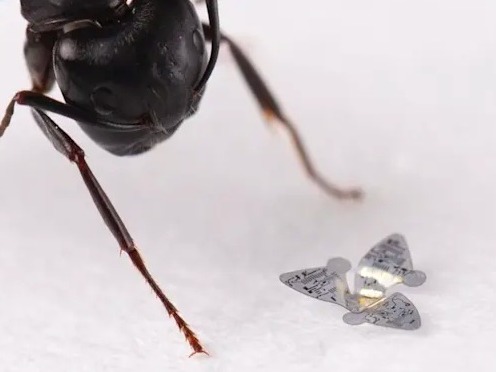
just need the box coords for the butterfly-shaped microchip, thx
[279,233,426,330]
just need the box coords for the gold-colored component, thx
[357,266,403,296]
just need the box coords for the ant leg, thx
[23,27,57,93]
[0,103,206,356]
[202,24,363,200]
[194,0,220,93]
[1,90,141,136]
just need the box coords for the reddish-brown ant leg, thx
[202,23,363,201]
[0,97,207,356]
[23,27,57,93]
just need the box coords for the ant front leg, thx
[202,24,363,201]
[1,92,206,356]
[194,0,220,94]
[1,90,142,135]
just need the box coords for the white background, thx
[1,0,496,371]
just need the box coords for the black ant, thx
[2,0,362,356]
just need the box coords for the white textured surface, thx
[1,1,496,371]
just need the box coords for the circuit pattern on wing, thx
[355,234,426,299]
[279,257,353,309]
[342,292,421,330]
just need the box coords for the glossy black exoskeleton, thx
[2,0,362,356]
[21,0,218,156]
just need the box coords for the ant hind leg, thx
[202,23,363,201]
